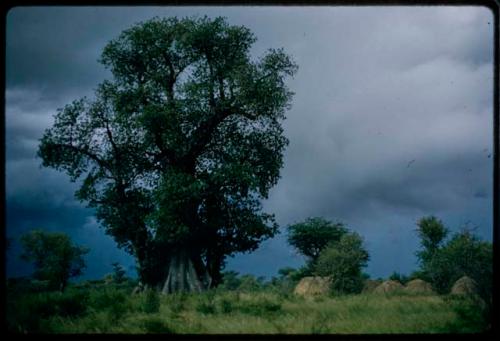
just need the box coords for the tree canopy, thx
[415,217,492,302]
[287,217,348,263]
[38,16,297,292]
[20,230,89,291]
[315,232,369,294]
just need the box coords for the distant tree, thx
[277,266,296,279]
[20,230,89,291]
[276,266,311,282]
[220,270,241,291]
[38,16,297,293]
[315,232,369,294]
[416,216,448,264]
[287,217,348,265]
[111,262,127,284]
[440,230,492,301]
[389,271,409,285]
[415,217,492,300]
[238,274,264,291]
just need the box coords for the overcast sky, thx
[5,6,494,280]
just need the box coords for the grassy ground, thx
[6,283,489,334]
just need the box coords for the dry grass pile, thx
[294,277,331,297]
[451,276,477,295]
[404,279,434,295]
[373,280,404,294]
[362,280,382,293]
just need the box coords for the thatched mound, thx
[362,279,383,293]
[294,276,331,296]
[404,279,434,294]
[373,280,404,294]
[451,276,478,295]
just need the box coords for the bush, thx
[7,289,89,333]
[142,289,160,314]
[415,218,492,303]
[237,297,282,315]
[220,271,241,291]
[165,292,187,314]
[88,287,130,320]
[238,274,265,292]
[315,232,369,295]
[142,317,173,333]
[218,298,233,314]
[195,300,216,314]
[443,295,490,332]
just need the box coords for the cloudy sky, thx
[5,6,494,280]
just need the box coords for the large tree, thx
[38,16,297,293]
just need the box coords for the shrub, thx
[142,289,160,314]
[218,298,233,314]
[7,289,89,333]
[195,300,216,314]
[88,287,129,320]
[415,218,492,303]
[443,295,490,332]
[238,274,265,292]
[237,297,282,315]
[220,271,241,291]
[315,232,369,295]
[142,317,173,333]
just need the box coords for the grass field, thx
[6,282,489,334]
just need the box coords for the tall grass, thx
[7,284,489,334]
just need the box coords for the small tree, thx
[287,217,348,265]
[415,217,492,300]
[20,230,89,291]
[315,232,369,294]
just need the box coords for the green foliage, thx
[416,216,449,252]
[38,15,297,290]
[88,287,131,320]
[440,231,492,302]
[195,291,217,314]
[219,298,233,313]
[142,317,173,333]
[442,295,491,333]
[415,218,492,302]
[287,217,348,262]
[7,281,489,333]
[315,232,369,295]
[142,288,160,313]
[220,270,241,290]
[238,299,282,315]
[7,288,89,333]
[238,274,265,292]
[389,272,410,285]
[195,300,216,314]
[20,230,89,291]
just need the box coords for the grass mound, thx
[373,280,404,294]
[404,279,434,295]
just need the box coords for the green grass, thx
[6,285,489,334]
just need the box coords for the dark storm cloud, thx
[5,6,494,280]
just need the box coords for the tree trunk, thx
[161,249,212,294]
